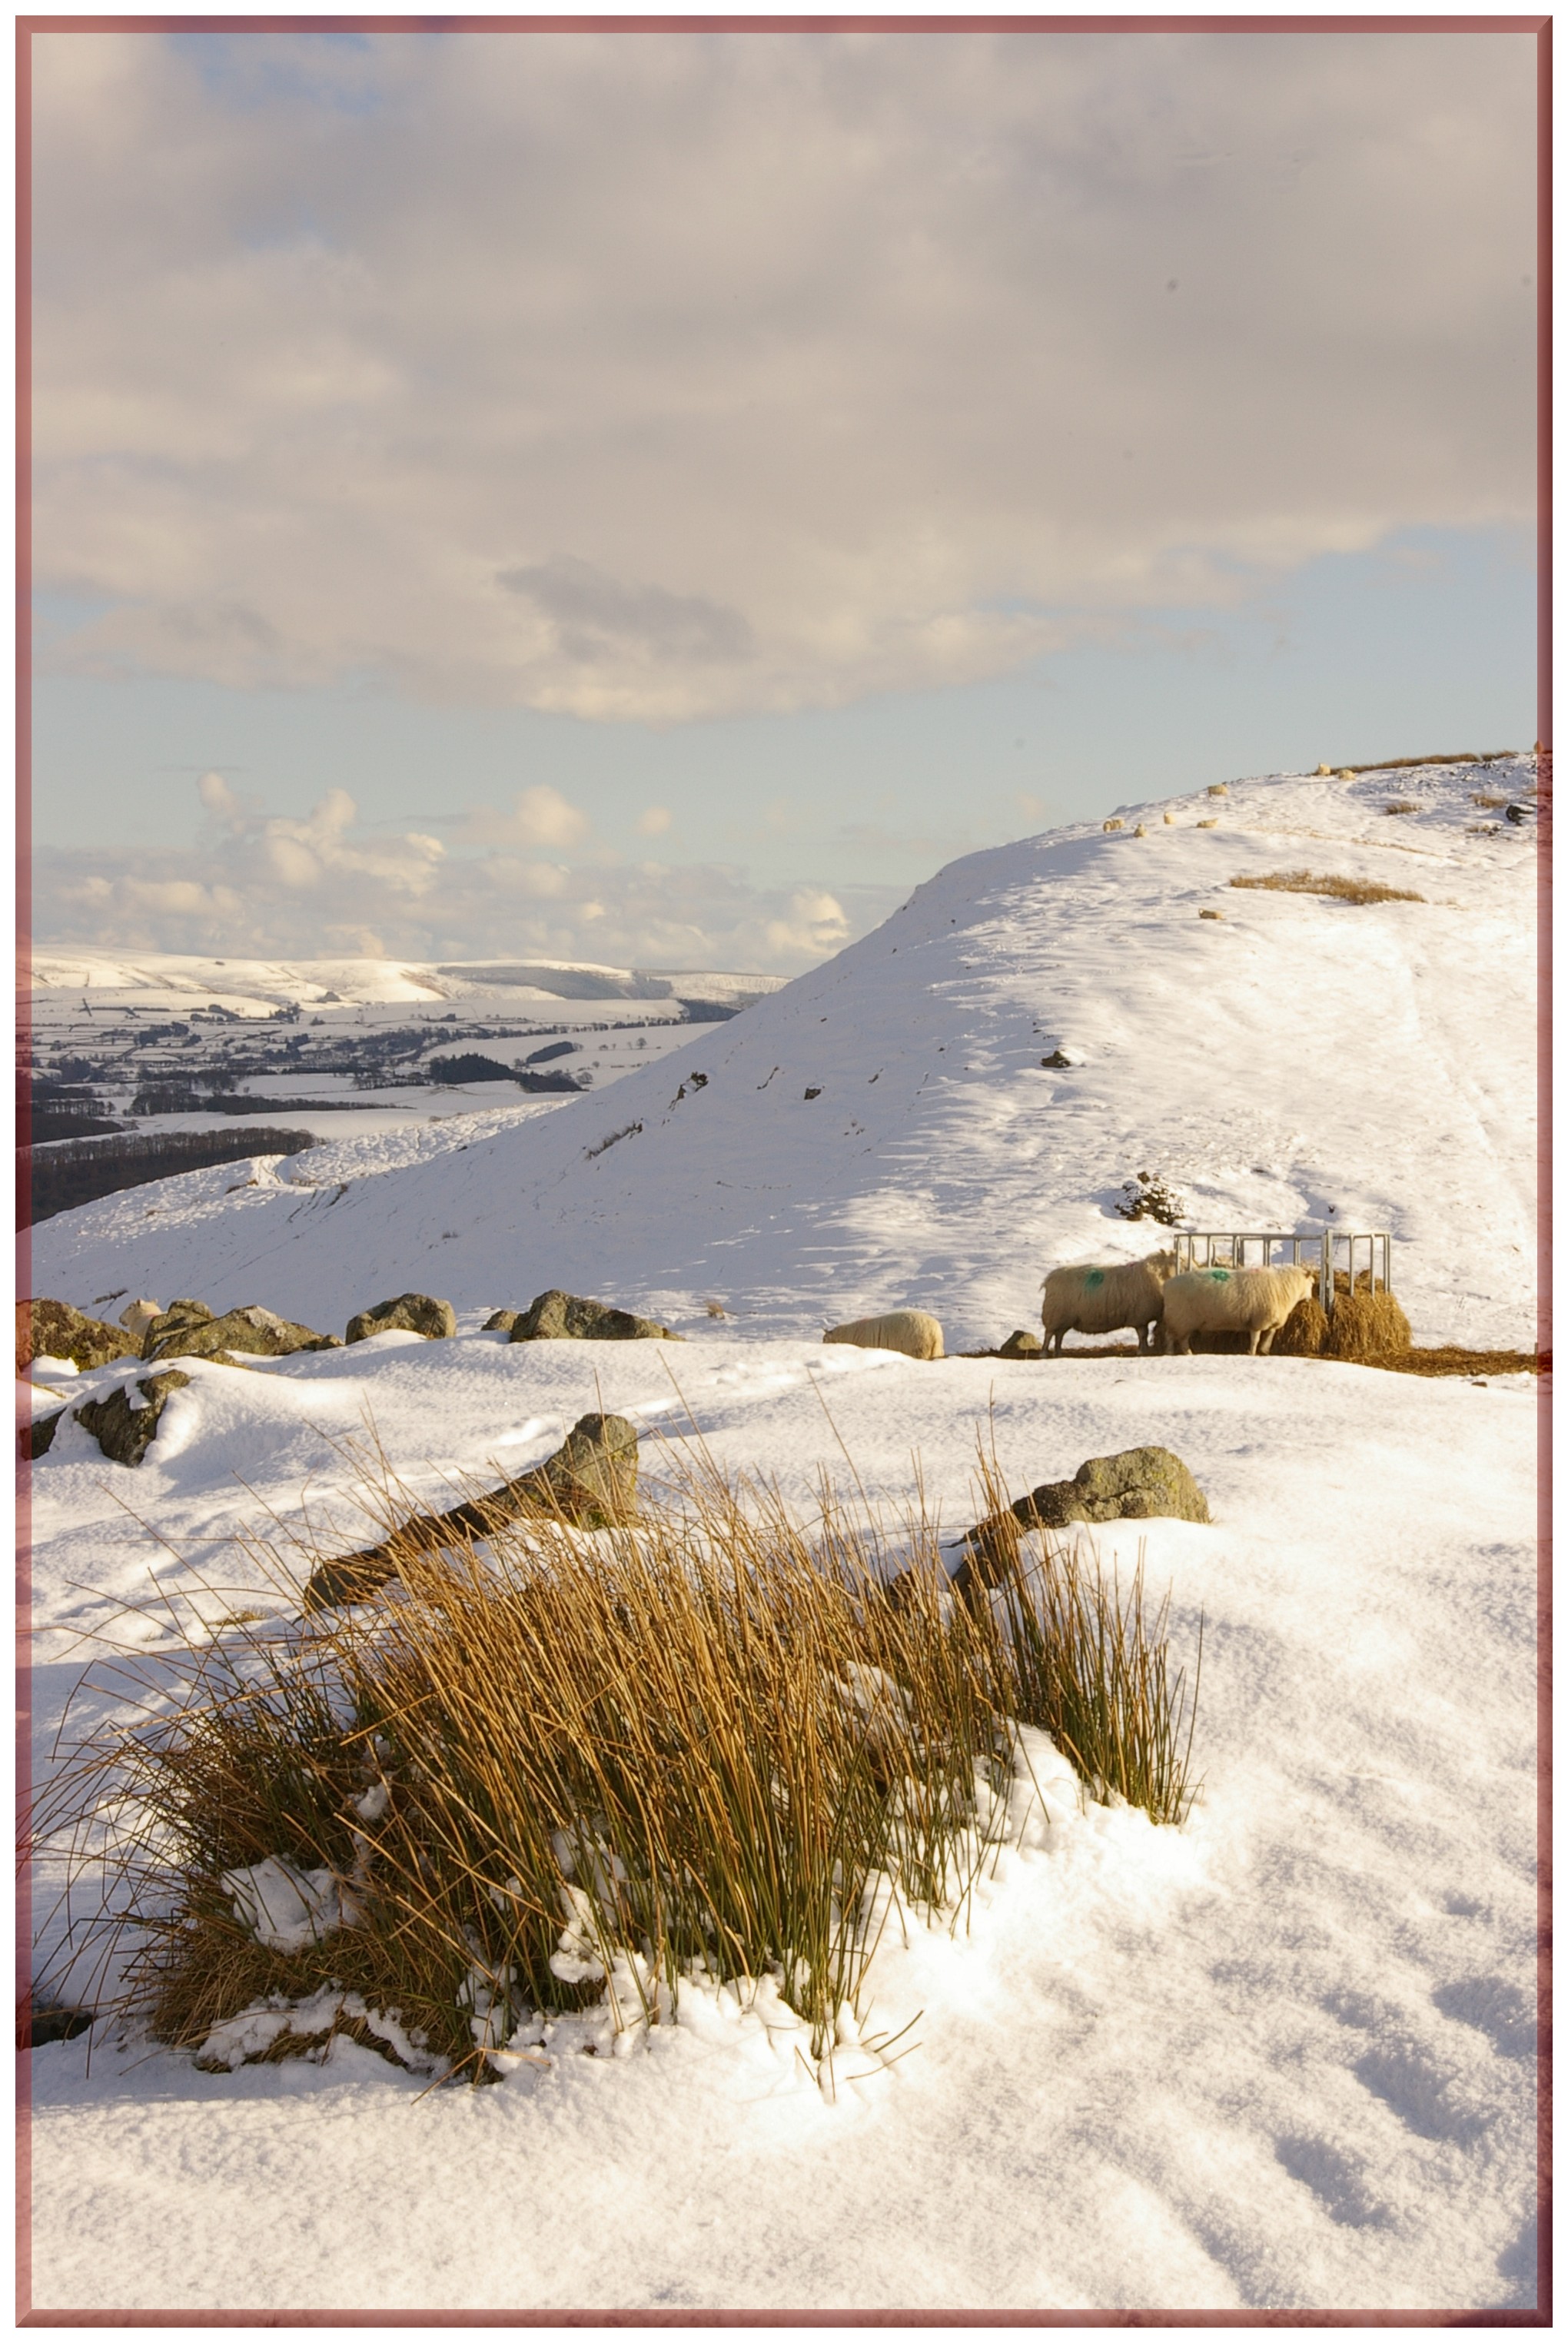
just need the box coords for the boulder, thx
[507,1289,683,1344]
[139,1299,214,1355]
[303,1411,640,1610]
[20,1409,66,1461]
[345,1293,457,1344]
[997,1328,1044,1360]
[483,1309,520,1334]
[16,1300,138,1375]
[956,1445,1210,1593]
[73,1371,193,1467]
[144,1304,339,1364]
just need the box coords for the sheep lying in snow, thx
[118,1299,164,1341]
[823,1310,945,1362]
[1040,1252,1176,1355]
[1160,1264,1317,1357]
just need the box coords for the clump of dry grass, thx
[1228,870,1425,906]
[1384,800,1422,816]
[1472,794,1509,810]
[41,1446,1201,2086]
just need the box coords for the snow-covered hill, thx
[25,949,782,1012]
[31,760,1540,1350]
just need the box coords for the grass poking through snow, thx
[38,1443,1201,2087]
[1228,870,1426,906]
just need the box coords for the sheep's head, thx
[1145,1251,1180,1282]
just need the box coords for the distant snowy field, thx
[22,762,1541,2313]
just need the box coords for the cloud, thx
[636,806,673,838]
[30,777,888,974]
[457,785,592,849]
[30,29,1534,720]
[763,889,852,961]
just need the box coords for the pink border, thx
[14,15,1553,2328]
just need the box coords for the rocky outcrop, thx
[956,1445,1210,1594]
[73,1371,193,1467]
[144,1304,339,1364]
[303,1411,640,1610]
[507,1289,683,1344]
[345,1294,457,1344]
[483,1309,520,1334]
[17,1299,138,1374]
[997,1328,1044,1360]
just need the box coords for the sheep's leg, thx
[1246,1329,1263,1356]
[1258,1327,1278,1355]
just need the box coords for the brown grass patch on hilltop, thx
[1228,870,1425,906]
[1384,1348,1545,1378]
[1384,801,1422,816]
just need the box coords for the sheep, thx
[1159,1264,1317,1357]
[1040,1252,1177,1355]
[823,1310,945,1362]
[118,1299,164,1341]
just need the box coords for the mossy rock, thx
[302,1411,640,1610]
[74,1371,193,1467]
[144,1304,338,1364]
[345,1294,457,1344]
[17,1299,138,1375]
[508,1289,683,1344]
[957,1445,1210,1594]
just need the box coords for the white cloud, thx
[636,806,674,838]
[763,889,852,961]
[31,779,886,974]
[458,786,592,849]
[30,30,1535,720]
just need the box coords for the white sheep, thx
[1160,1264,1317,1357]
[118,1299,164,1340]
[1040,1252,1176,1355]
[823,1310,945,1362]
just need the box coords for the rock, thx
[139,1299,214,1356]
[20,1409,66,1461]
[507,1289,683,1344]
[997,1328,1044,1360]
[16,1299,138,1375]
[1039,1049,1072,1068]
[345,1293,457,1344]
[303,1411,640,1610]
[144,1304,339,1364]
[483,1309,520,1334]
[956,1445,1210,1593]
[73,1371,193,1467]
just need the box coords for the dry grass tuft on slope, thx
[40,1445,1200,2086]
[1228,870,1425,906]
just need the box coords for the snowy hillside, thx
[22,756,1541,2315]
[31,760,1540,1349]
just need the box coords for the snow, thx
[21,759,1540,2314]
[31,762,1538,1351]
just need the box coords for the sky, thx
[28,25,1538,975]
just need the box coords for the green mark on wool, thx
[1085,1269,1105,1288]
[1205,1269,1231,1282]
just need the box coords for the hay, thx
[1323,1290,1412,1362]
[1272,1297,1329,1357]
